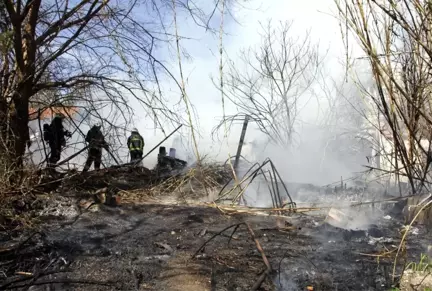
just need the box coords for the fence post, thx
[234,115,249,169]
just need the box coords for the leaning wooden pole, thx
[55,145,89,167]
[234,115,249,169]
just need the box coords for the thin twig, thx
[3,279,116,290]
[191,223,244,258]
[246,222,272,290]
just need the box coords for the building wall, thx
[367,125,430,187]
[362,83,409,186]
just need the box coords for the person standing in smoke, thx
[127,127,144,164]
[83,123,108,172]
[44,113,72,168]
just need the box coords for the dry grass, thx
[150,163,231,200]
[0,162,44,232]
[118,163,232,204]
[0,150,69,233]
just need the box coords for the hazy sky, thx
[132,0,348,156]
[37,0,370,184]
[125,0,369,177]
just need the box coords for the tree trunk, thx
[0,86,30,171]
[11,92,30,167]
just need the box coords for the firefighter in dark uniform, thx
[83,124,108,172]
[44,113,71,168]
[127,128,144,163]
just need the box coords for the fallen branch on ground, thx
[357,248,397,258]
[191,222,272,290]
[0,231,43,255]
[192,223,243,258]
[2,278,117,290]
[0,270,69,290]
[246,223,272,291]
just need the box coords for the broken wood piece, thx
[191,222,272,290]
[278,226,299,231]
[246,222,272,290]
[214,256,235,269]
[15,271,33,276]
[0,247,14,254]
[105,194,121,206]
[92,187,121,206]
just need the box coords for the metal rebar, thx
[269,159,295,208]
[270,161,283,208]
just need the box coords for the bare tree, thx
[335,0,432,194]
[214,20,324,147]
[0,0,237,172]
[316,70,376,174]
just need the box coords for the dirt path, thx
[156,252,211,291]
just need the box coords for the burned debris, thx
[3,117,432,291]
[155,146,188,174]
[1,0,432,290]
[217,158,296,210]
[2,103,432,291]
[1,154,432,291]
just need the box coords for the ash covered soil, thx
[1,200,429,291]
[0,167,430,290]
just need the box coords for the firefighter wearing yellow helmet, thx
[127,127,144,163]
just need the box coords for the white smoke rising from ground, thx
[236,121,374,209]
[256,129,365,185]
[24,0,385,208]
[229,63,384,212]
[276,273,299,291]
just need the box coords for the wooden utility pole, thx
[234,115,249,169]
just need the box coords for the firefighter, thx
[83,123,108,172]
[44,113,71,168]
[127,127,144,163]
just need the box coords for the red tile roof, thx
[29,107,79,120]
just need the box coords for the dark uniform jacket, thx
[85,126,107,150]
[127,133,144,152]
[50,117,66,147]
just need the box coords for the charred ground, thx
[0,166,430,291]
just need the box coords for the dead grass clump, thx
[148,163,232,200]
[0,158,44,232]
